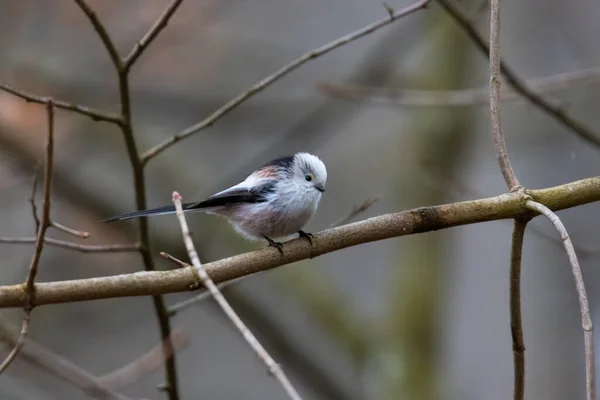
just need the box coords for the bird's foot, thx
[297,230,314,245]
[263,235,284,255]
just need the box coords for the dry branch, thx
[140,0,432,163]
[0,82,122,124]
[509,219,527,400]
[0,177,598,308]
[0,237,139,253]
[435,0,600,149]
[171,192,302,399]
[489,0,520,191]
[0,100,55,373]
[318,67,600,107]
[525,200,595,400]
[71,1,183,397]
[0,322,136,400]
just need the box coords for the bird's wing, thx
[189,179,277,209]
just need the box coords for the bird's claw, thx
[297,230,314,245]
[263,236,284,256]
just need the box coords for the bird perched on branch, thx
[102,152,327,254]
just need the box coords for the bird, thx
[102,152,327,254]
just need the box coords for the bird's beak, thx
[315,184,325,192]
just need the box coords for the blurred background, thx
[1,0,600,399]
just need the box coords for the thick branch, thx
[0,177,598,308]
[140,0,432,163]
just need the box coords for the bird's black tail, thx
[101,202,201,223]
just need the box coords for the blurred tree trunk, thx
[380,3,477,399]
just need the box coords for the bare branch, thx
[318,66,600,107]
[51,221,90,239]
[72,0,123,71]
[123,0,184,71]
[0,237,139,253]
[329,197,379,228]
[161,252,237,316]
[509,219,527,400]
[140,0,432,163]
[525,200,594,400]
[171,192,302,399]
[0,322,136,400]
[28,167,40,232]
[0,99,55,374]
[0,177,598,308]
[435,0,600,149]
[0,82,122,124]
[71,1,182,396]
[98,329,190,390]
[489,0,520,191]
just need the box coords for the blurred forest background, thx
[1,0,600,399]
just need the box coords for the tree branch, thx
[435,0,600,149]
[525,200,595,400]
[489,0,520,190]
[0,177,598,308]
[509,219,527,400]
[171,192,302,399]
[0,82,122,124]
[72,1,181,397]
[0,237,139,253]
[318,66,600,107]
[123,0,184,71]
[0,99,55,373]
[140,0,432,163]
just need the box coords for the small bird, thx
[102,152,327,254]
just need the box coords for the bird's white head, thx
[291,152,327,193]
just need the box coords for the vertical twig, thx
[0,99,55,373]
[72,2,183,398]
[171,191,303,400]
[509,219,526,400]
[525,201,594,400]
[489,0,520,191]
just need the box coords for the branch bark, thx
[0,177,598,308]
[509,219,527,400]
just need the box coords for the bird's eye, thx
[305,174,313,182]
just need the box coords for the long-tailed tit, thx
[102,152,327,254]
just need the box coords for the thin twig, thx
[0,177,599,308]
[72,0,123,71]
[0,82,122,124]
[525,200,594,400]
[98,329,190,390]
[28,167,40,232]
[318,66,600,107]
[509,219,527,400]
[123,0,184,71]
[0,99,55,374]
[0,237,139,253]
[161,252,237,316]
[488,0,520,191]
[0,322,135,400]
[329,197,379,228]
[140,0,432,163]
[435,0,600,149]
[171,191,303,400]
[72,1,181,397]
[51,221,90,238]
